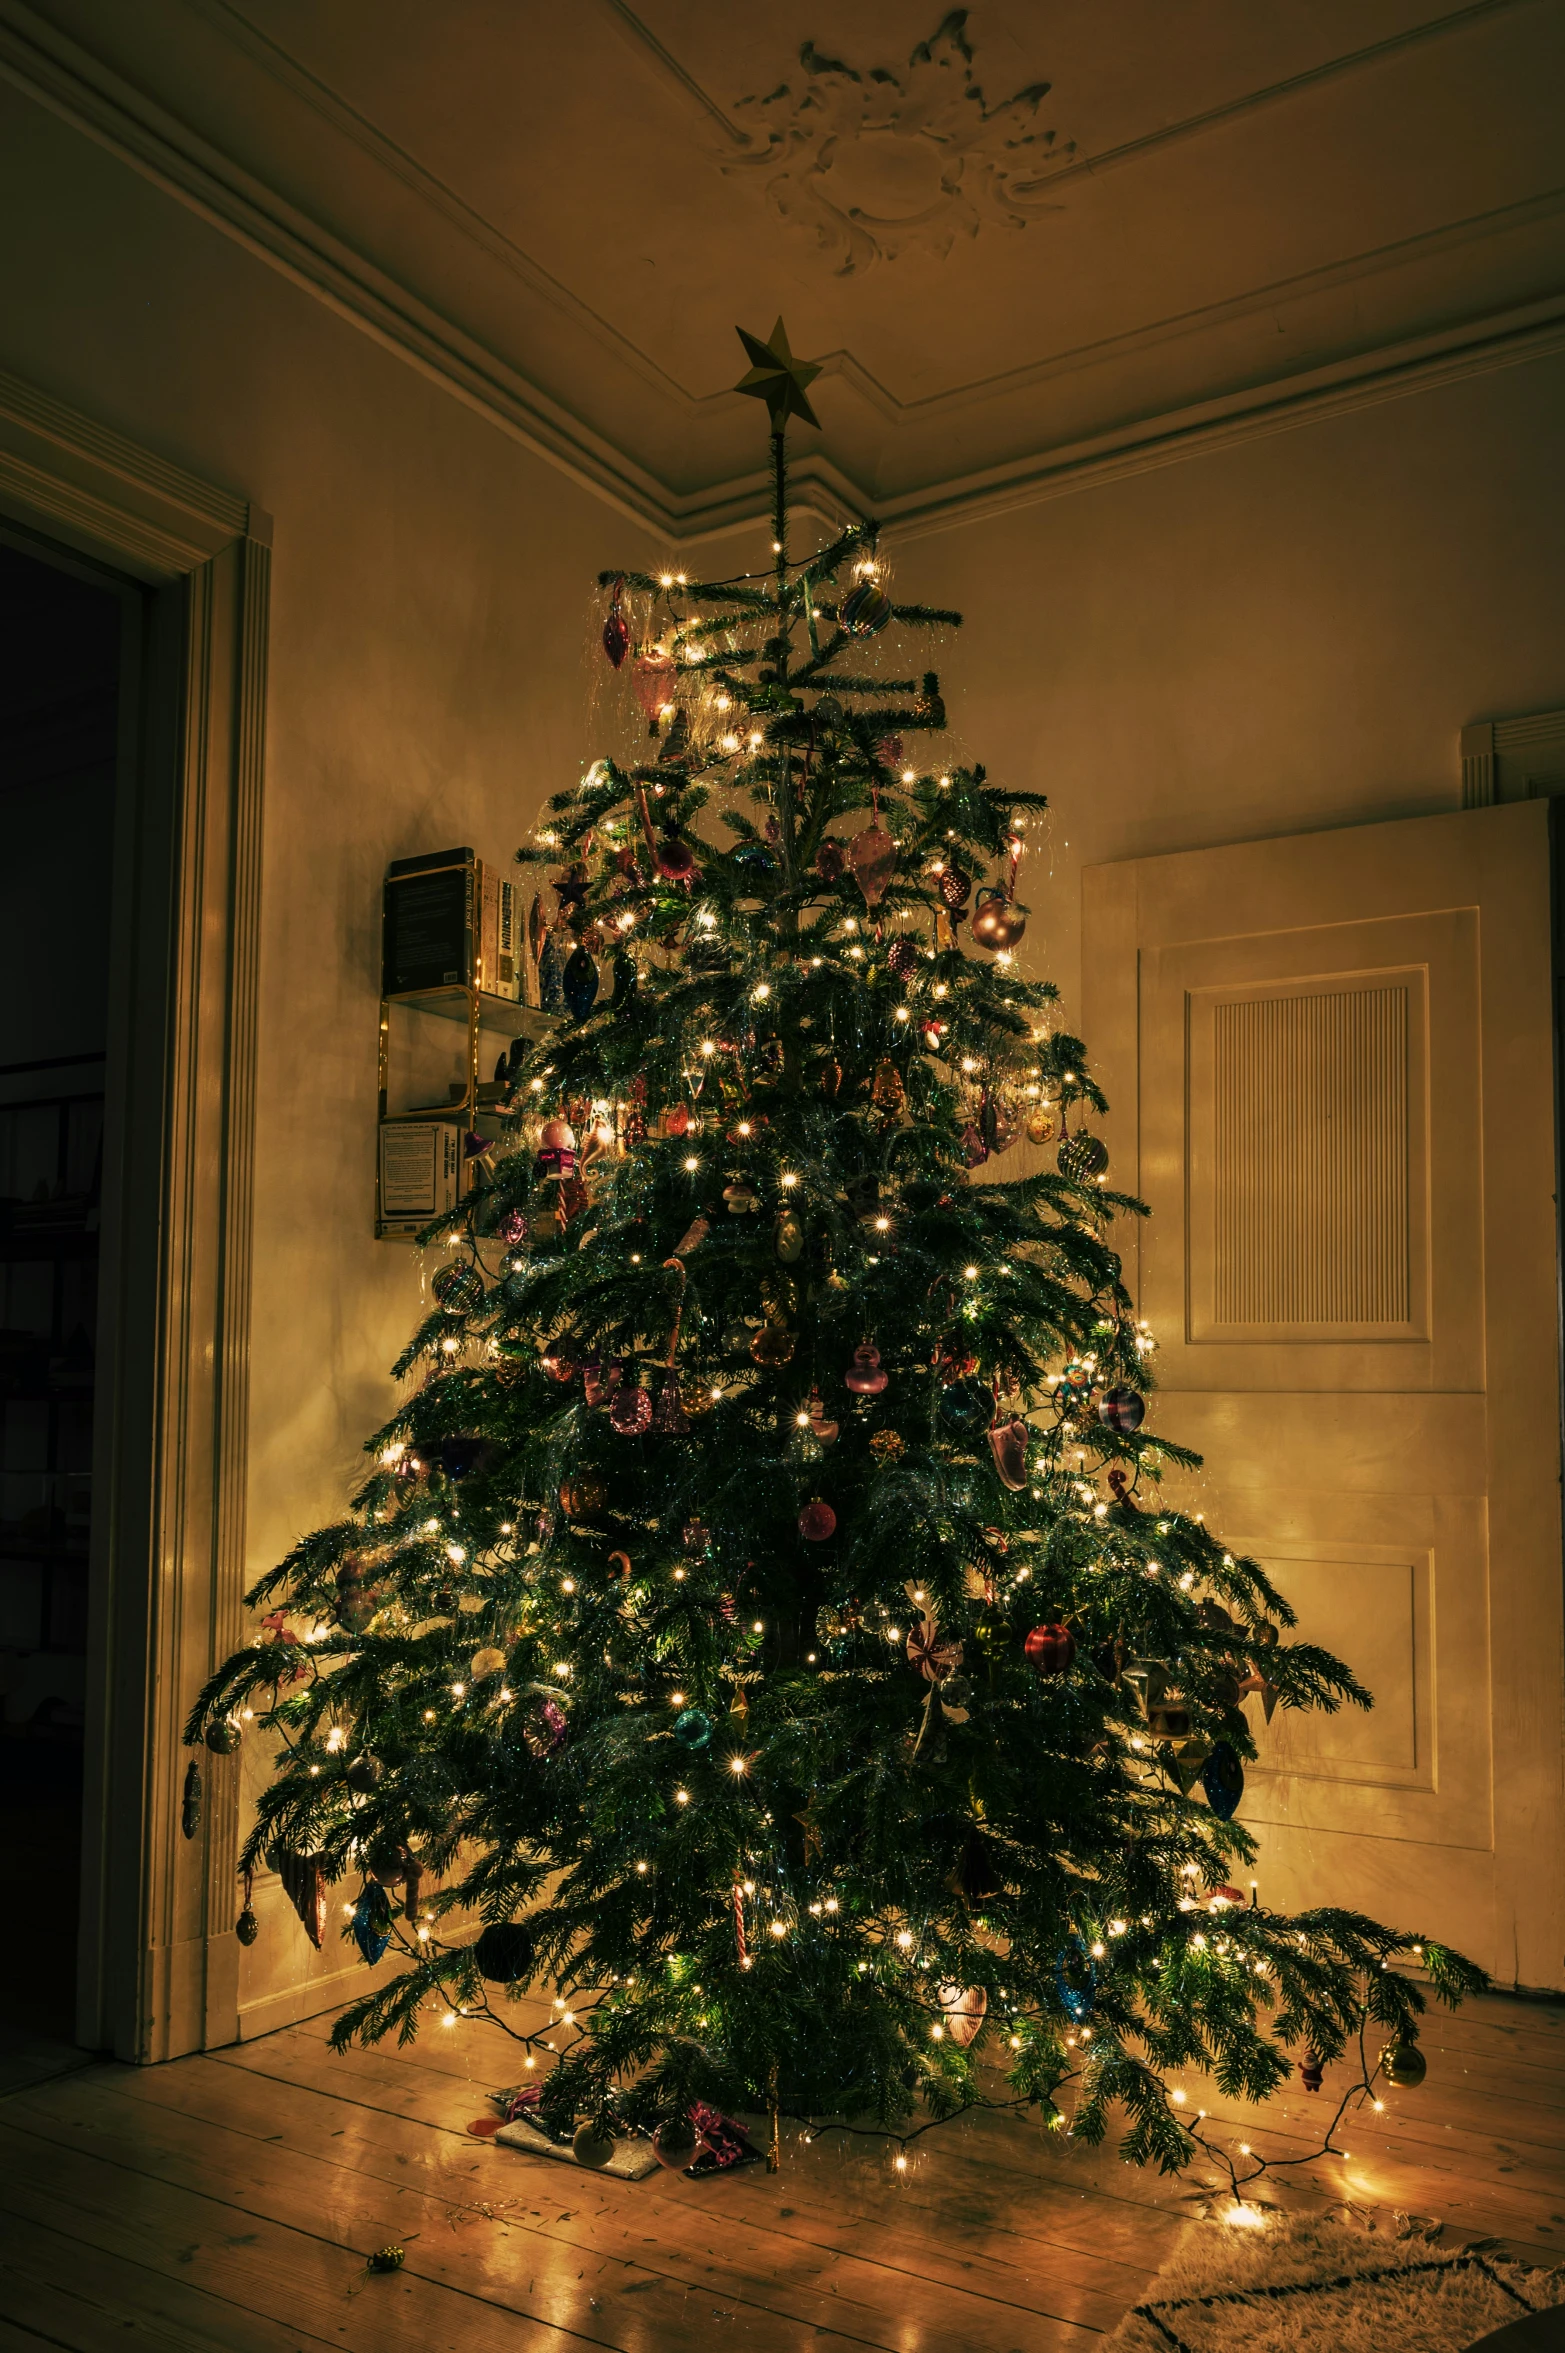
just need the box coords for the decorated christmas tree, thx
[192,322,1479,2182]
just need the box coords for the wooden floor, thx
[3,1988,1565,2351]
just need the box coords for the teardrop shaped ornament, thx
[850,821,897,909]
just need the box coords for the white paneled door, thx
[1084,803,1563,1989]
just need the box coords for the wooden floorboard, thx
[4,1992,1564,2351]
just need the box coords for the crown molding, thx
[2,0,1562,547]
[869,293,1565,546]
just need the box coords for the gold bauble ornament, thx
[970,890,1027,951]
[1380,2039,1427,2088]
[559,1473,607,1519]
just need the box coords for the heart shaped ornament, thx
[849,821,897,909]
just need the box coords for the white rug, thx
[1107,2211,1565,2352]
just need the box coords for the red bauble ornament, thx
[850,821,897,908]
[540,1347,576,1384]
[844,1344,888,1395]
[798,1498,837,1542]
[655,833,698,882]
[1023,1622,1076,1676]
[970,889,1026,951]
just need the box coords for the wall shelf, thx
[376,986,556,1239]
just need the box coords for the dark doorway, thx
[0,537,122,2045]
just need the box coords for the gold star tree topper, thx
[733,317,822,432]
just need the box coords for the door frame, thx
[0,364,270,2060]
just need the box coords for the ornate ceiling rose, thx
[725,9,1075,276]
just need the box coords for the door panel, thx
[1084,803,1562,1987]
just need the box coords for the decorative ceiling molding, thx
[875,292,1565,543]
[720,9,1075,276]
[1,0,1562,547]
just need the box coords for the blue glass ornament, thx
[672,1707,713,1752]
[351,1884,393,1967]
[561,944,600,1023]
[1054,1932,1097,2023]
[1200,1739,1244,1820]
[538,933,565,1014]
[939,1377,992,1437]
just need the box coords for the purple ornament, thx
[652,1375,690,1434]
[610,1385,653,1436]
